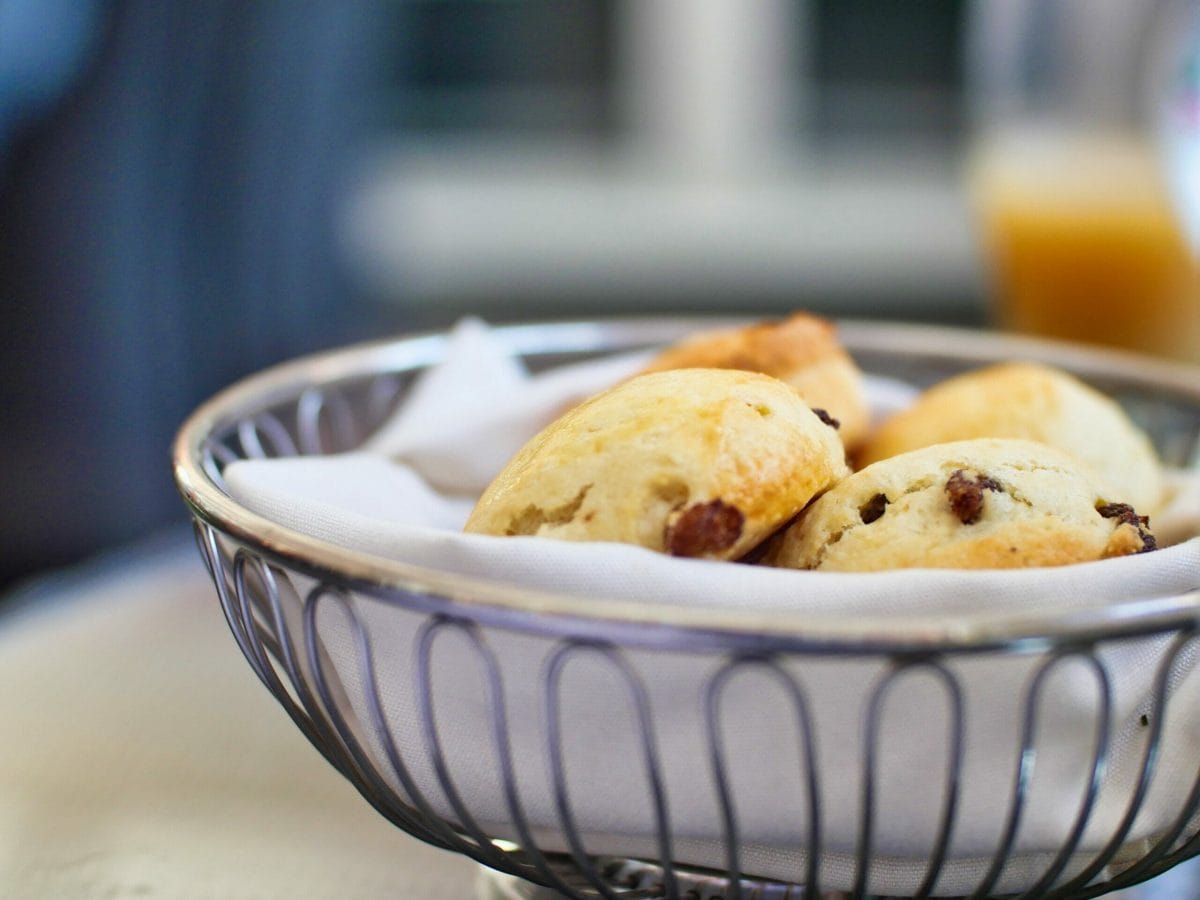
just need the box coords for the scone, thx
[636,313,871,449]
[465,368,849,560]
[857,362,1164,512]
[767,438,1156,572]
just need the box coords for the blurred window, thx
[349,1,981,321]
[380,0,965,147]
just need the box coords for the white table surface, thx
[3,531,1198,900]
[0,532,478,899]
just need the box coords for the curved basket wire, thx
[174,319,1200,899]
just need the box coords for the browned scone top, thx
[857,361,1164,513]
[636,312,872,450]
[766,438,1156,572]
[464,368,849,561]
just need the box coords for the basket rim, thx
[173,316,1200,651]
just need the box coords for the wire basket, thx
[172,319,1200,900]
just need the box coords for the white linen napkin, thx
[222,319,1200,896]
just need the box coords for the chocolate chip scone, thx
[766,438,1156,572]
[464,368,849,560]
[857,362,1164,513]
[636,312,872,450]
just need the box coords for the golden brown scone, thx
[857,362,1164,512]
[465,368,849,560]
[636,313,871,450]
[767,438,1156,572]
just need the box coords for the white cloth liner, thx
[224,318,1200,895]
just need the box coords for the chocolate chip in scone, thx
[811,407,840,430]
[665,499,745,557]
[1097,502,1157,552]
[1096,501,1140,523]
[859,493,889,524]
[945,469,1002,525]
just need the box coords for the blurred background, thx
[0,0,1195,591]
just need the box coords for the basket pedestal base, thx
[472,862,849,899]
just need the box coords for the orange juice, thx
[968,129,1200,362]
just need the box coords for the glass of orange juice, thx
[964,0,1200,363]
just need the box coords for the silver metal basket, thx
[172,319,1200,900]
